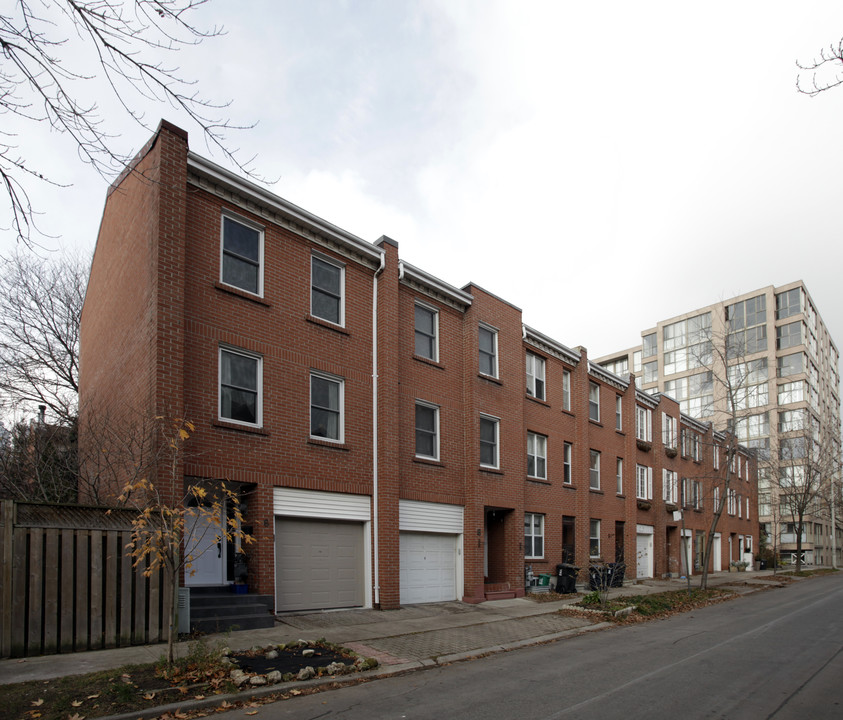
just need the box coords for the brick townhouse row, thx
[79,121,757,611]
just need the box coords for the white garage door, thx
[275,517,364,612]
[400,532,457,604]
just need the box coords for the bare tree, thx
[0,413,77,502]
[770,416,841,572]
[1,0,261,245]
[684,314,755,590]
[0,250,86,423]
[797,37,843,96]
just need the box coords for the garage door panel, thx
[400,532,457,605]
[275,517,364,612]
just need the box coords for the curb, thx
[94,621,616,720]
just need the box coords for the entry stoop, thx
[188,587,275,633]
[484,582,517,601]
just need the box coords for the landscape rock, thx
[266,670,283,684]
[249,675,267,686]
[297,666,316,681]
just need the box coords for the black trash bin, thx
[607,562,625,588]
[588,565,609,591]
[758,559,767,570]
[556,563,579,594]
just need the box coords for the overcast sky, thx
[6,0,843,359]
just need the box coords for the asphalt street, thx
[215,573,843,720]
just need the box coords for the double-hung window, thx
[219,347,261,426]
[636,406,652,442]
[589,519,601,558]
[527,432,547,479]
[563,442,573,484]
[615,395,623,430]
[526,353,546,400]
[479,324,498,377]
[589,383,600,422]
[616,458,624,494]
[662,469,678,504]
[414,303,438,360]
[524,513,544,558]
[589,450,601,490]
[662,413,676,448]
[636,464,653,500]
[310,372,344,441]
[562,370,572,411]
[311,254,344,325]
[221,214,263,295]
[480,414,499,468]
[693,481,702,510]
[415,402,439,460]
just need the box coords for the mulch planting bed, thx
[232,644,354,675]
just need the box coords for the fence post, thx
[1,501,14,658]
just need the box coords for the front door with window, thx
[185,506,227,586]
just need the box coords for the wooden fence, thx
[0,500,174,658]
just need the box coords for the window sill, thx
[307,315,350,335]
[615,430,625,436]
[478,373,502,385]
[561,409,574,418]
[414,355,445,370]
[589,419,603,427]
[213,420,269,436]
[413,456,443,467]
[589,488,604,495]
[308,438,350,451]
[526,395,550,407]
[480,466,504,476]
[527,477,551,485]
[214,282,271,307]
[563,482,576,489]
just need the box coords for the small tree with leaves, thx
[119,417,253,664]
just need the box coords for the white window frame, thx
[526,353,546,400]
[662,413,676,448]
[589,382,600,422]
[219,346,262,427]
[480,414,500,469]
[589,519,601,558]
[527,431,547,479]
[310,371,344,442]
[563,441,573,484]
[414,302,439,361]
[220,212,264,296]
[311,253,345,325]
[478,324,498,378]
[562,370,571,411]
[524,512,545,559]
[616,395,623,430]
[713,486,721,511]
[636,464,653,500]
[636,406,652,442]
[616,457,624,495]
[713,444,720,470]
[693,480,702,510]
[589,449,601,490]
[415,401,440,460]
[662,469,677,504]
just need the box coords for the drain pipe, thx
[372,250,385,607]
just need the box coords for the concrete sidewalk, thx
[0,568,789,688]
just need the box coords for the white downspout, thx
[372,251,385,606]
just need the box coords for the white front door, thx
[636,533,653,578]
[713,534,722,572]
[185,507,226,586]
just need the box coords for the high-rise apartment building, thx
[597,282,842,566]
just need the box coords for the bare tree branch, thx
[0,0,264,246]
[796,37,843,96]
